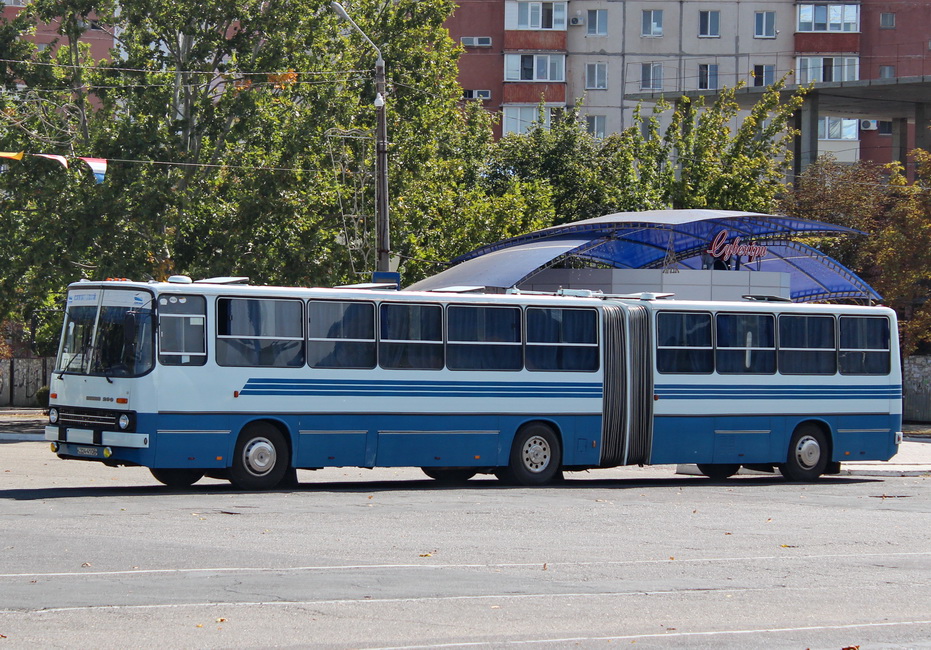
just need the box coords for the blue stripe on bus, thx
[654,383,902,400]
[240,378,604,399]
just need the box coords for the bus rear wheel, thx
[499,423,562,486]
[421,467,478,484]
[779,425,829,482]
[696,463,741,480]
[230,423,289,490]
[150,467,205,488]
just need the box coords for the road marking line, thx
[1,550,929,579]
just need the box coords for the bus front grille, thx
[56,407,120,430]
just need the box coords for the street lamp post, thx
[331,2,390,273]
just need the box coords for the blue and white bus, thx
[46,277,902,488]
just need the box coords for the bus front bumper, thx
[45,426,150,449]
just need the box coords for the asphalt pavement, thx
[3,408,929,478]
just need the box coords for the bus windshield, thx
[57,287,155,378]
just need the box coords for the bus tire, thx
[502,423,562,486]
[421,467,477,484]
[150,467,204,488]
[779,424,829,482]
[230,423,290,490]
[696,463,740,480]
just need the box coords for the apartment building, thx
[448,0,931,165]
[1,1,113,60]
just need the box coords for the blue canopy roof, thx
[408,210,879,303]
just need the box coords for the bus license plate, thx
[76,446,99,457]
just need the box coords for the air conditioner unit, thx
[569,16,585,26]
[860,119,878,131]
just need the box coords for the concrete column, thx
[892,117,909,171]
[793,93,819,184]
[915,103,931,154]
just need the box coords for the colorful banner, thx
[0,151,106,182]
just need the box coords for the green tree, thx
[486,79,805,225]
[0,0,540,349]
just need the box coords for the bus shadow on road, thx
[0,475,881,500]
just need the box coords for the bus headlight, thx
[48,408,59,425]
[118,414,131,430]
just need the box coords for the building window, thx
[698,64,719,90]
[879,65,895,79]
[880,12,895,29]
[463,89,492,100]
[504,53,565,82]
[878,121,893,135]
[460,36,492,47]
[641,10,663,37]
[797,56,858,83]
[503,106,553,135]
[818,116,858,140]
[585,62,607,89]
[699,10,720,37]
[586,115,606,139]
[797,4,859,32]
[587,9,607,36]
[755,11,776,38]
[506,1,567,30]
[641,62,663,90]
[753,64,775,86]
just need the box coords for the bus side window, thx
[216,298,305,367]
[778,315,836,374]
[839,316,890,375]
[307,300,376,369]
[379,303,444,370]
[158,295,207,366]
[526,308,598,372]
[716,313,775,374]
[447,305,522,371]
[656,312,713,374]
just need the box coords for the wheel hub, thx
[243,437,276,476]
[522,436,551,473]
[795,435,821,470]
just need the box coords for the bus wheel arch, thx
[779,421,831,482]
[499,421,563,486]
[229,420,291,490]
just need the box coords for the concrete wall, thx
[904,356,931,423]
[0,358,54,408]
[521,268,791,301]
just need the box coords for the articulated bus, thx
[46,277,902,489]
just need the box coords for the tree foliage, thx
[780,153,931,356]
[486,78,805,225]
[0,0,547,352]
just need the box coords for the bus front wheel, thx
[150,467,204,488]
[230,424,290,490]
[499,423,562,486]
[779,425,829,482]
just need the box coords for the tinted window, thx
[216,298,304,367]
[308,300,376,369]
[839,316,890,375]
[379,303,443,370]
[656,311,713,373]
[447,305,522,371]
[716,313,775,374]
[778,315,836,374]
[526,308,598,371]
